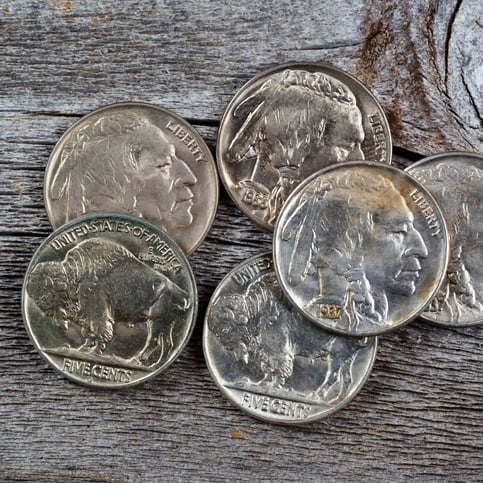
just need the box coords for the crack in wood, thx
[280,41,363,51]
[392,146,424,162]
[444,0,464,89]
[460,70,483,125]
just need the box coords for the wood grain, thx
[1,1,481,481]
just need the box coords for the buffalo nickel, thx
[203,253,377,424]
[22,213,198,388]
[273,161,449,336]
[406,152,483,326]
[44,102,218,255]
[217,62,392,230]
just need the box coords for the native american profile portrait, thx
[49,113,197,231]
[411,162,483,323]
[281,170,429,331]
[227,69,365,225]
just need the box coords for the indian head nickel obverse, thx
[203,253,377,424]
[217,62,392,230]
[406,152,483,326]
[22,213,198,388]
[273,162,449,336]
[44,102,218,255]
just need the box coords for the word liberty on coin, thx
[273,162,449,336]
[22,213,198,388]
[203,253,377,424]
[44,102,218,255]
[217,62,392,230]
[407,152,483,326]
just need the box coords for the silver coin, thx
[203,253,377,424]
[44,102,218,255]
[273,161,449,336]
[217,62,392,230]
[22,213,198,388]
[406,152,483,326]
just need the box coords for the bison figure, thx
[26,237,191,367]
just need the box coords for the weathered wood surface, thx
[1,1,481,481]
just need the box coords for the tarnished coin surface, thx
[22,213,198,388]
[274,162,449,336]
[44,102,218,255]
[203,253,377,424]
[406,152,483,326]
[217,62,392,230]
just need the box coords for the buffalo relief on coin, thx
[273,162,449,336]
[203,253,377,424]
[44,102,218,255]
[217,63,392,230]
[406,152,483,326]
[22,213,197,388]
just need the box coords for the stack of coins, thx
[22,103,219,388]
[21,63,482,421]
[204,62,481,424]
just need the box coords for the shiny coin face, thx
[203,253,377,424]
[44,102,218,255]
[406,152,483,326]
[217,62,392,230]
[274,162,449,336]
[22,213,198,388]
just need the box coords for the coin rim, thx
[216,61,393,231]
[43,101,219,255]
[405,151,483,327]
[202,251,378,424]
[22,211,199,389]
[273,160,450,336]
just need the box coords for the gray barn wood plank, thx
[0,0,481,481]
